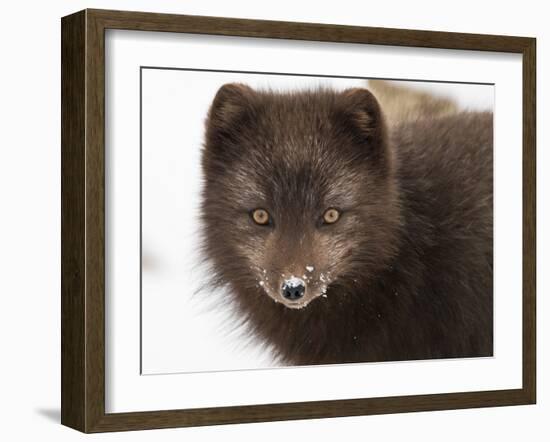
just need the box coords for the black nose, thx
[282,278,305,300]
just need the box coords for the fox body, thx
[200,83,493,365]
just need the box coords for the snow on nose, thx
[281,277,306,300]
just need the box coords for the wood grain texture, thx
[61,10,86,431]
[522,38,536,403]
[89,8,532,52]
[84,9,107,433]
[60,8,537,433]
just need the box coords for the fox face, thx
[201,84,402,310]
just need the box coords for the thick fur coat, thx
[200,82,493,365]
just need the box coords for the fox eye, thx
[251,208,271,226]
[322,208,341,224]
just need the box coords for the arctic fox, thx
[200,81,493,365]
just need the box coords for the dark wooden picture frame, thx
[61,9,536,433]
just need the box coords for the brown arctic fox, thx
[200,81,493,366]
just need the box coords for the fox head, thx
[200,84,402,310]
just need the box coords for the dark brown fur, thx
[200,83,493,365]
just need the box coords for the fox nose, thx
[281,278,306,300]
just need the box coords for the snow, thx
[284,276,305,288]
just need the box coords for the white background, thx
[0,0,547,440]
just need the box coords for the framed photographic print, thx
[61,9,536,433]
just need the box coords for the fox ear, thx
[206,83,255,136]
[339,88,387,161]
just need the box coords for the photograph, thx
[1,0,545,439]
[58,8,536,432]
[141,71,494,373]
